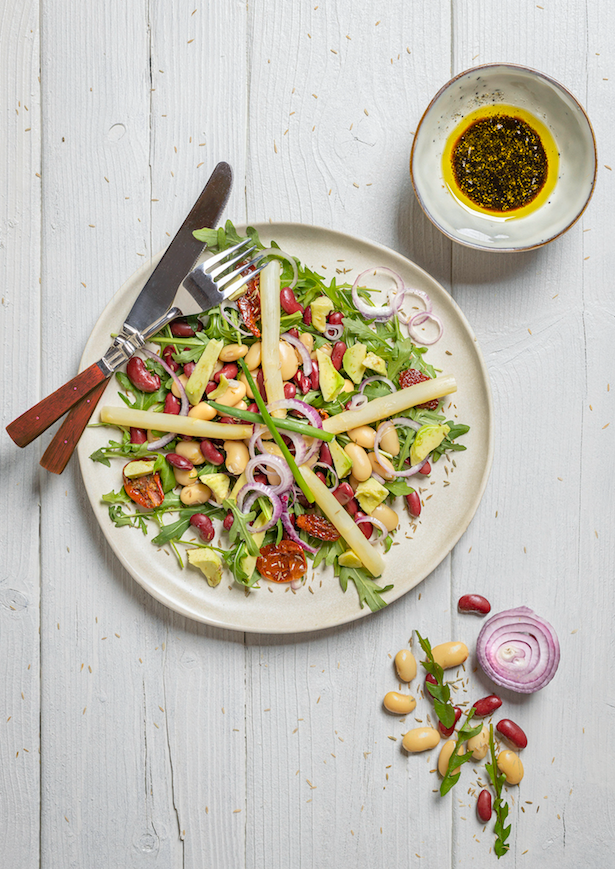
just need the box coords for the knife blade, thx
[7,162,233,455]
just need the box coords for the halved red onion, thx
[397,288,432,326]
[260,248,299,289]
[245,454,293,495]
[407,310,444,345]
[236,482,283,533]
[141,348,189,450]
[476,607,561,694]
[373,418,427,477]
[352,267,405,322]
[281,331,312,376]
[356,513,389,542]
[324,323,344,341]
[359,375,397,395]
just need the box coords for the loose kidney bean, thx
[438,706,462,738]
[213,362,239,383]
[223,511,234,531]
[418,461,431,476]
[280,286,304,315]
[126,357,161,393]
[319,442,332,466]
[189,513,215,543]
[170,318,196,338]
[472,694,502,718]
[458,594,491,615]
[424,673,437,696]
[345,497,359,516]
[315,470,327,485]
[496,719,528,749]
[406,491,421,517]
[331,341,347,371]
[284,382,296,399]
[355,512,373,539]
[327,311,344,325]
[162,345,179,372]
[199,439,225,465]
[332,482,354,505]
[166,453,194,471]
[164,393,181,415]
[183,361,196,377]
[130,427,147,444]
[477,789,492,822]
[302,306,312,326]
[310,361,319,391]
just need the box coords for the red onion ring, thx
[356,513,388,542]
[220,300,252,337]
[141,348,189,450]
[245,454,293,494]
[236,482,283,533]
[280,496,319,555]
[373,418,428,478]
[359,375,397,395]
[476,606,561,694]
[407,310,444,345]
[267,397,323,463]
[260,248,299,289]
[351,267,405,322]
[281,332,312,376]
[324,323,344,341]
[347,394,369,411]
[311,461,339,491]
[397,288,432,326]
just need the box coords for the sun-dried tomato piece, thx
[256,540,307,583]
[296,513,340,541]
[398,368,439,410]
[123,467,164,509]
[317,408,330,420]
[237,275,261,337]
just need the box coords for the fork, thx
[40,240,268,474]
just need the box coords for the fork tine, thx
[220,262,267,300]
[201,237,252,270]
[208,244,257,281]
[215,253,265,290]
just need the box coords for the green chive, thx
[206,400,333,442]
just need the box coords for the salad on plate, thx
[90,221,469,612]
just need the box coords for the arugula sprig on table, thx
[439,709,482,796]
[415,631,456,729]
[485,723,511,858]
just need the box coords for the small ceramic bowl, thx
[410,64,597,252]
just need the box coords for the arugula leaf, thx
[108,505,147,534]
[223,499,260,558]
[90,436,154,466]
[384,479,415,497]
[338,566,393,611]
[485,723,511,858]
[415,631,456,729]
[439,709,483,796]
[102,488,132,505]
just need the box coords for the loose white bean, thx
[395,649,417,682]
[383,692,416,714]
[219,343,249,362]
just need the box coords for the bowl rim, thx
[410,62,598,253]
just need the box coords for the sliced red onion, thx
[356,513,389,542]
[347,394,369,411]
[245,454,293,494]
[359,375,397,395]
[267,398,323,430]
[220,300,253,337]
[370,472,386,485]
[141,347,189,450]
[236,482,283,533]
[324,323,344,341]
[280,497,319,555]
[476,607,561,694]
[312,461,339,491]
[281,332,312,376]
[352,267,405,322]
[373,418,426,478]
[407,310,444,345]
[248,424,268,459]
[260,248,299,289]
[397,288,433,326]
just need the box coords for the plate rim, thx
[77,221,495,634]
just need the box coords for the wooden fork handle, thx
[39,379,109,474]
[6,361,108,448]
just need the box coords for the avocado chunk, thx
[409,423,450,465]
[310,296,335,332]
[123,459,155,479]
[187,548,223,587]
[355,477,389,514]
[342,342,367,384]
[207,373,230,401]
[199,473,230,503]
[316,349,345,402]
[185,338,224,406]
[363,352,387,376]
[328,438,353,478]
[338,549,362,568]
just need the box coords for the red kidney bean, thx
[216,416,238,426]
[424,673,437,697]
[458,594,491,615]
[130,427,147,444]
[170,318,196,338]
[183,361,196,377]
[472,695,502,718]
[333,482,354,505]
[315,470,327,485]
[223,511,234,531]
[247,402,259,414]
[280,286,304,315]
[287,327,300,339]
[302,306,312,326]
[200,439,225,465]
[213,362,239,383]
[330,341,347,371]
[164,393,181,415]
[205,381,217,395]
[166,453,194,471]
[496,719,528,749]
[345,497,359,517]
[319,443,332,466]
[438,706,462,738]
[284,382,297,399]
[254,472,268,486]
[256,369,267,400]
[327,311,344,325]
[297,373,311,394]
[310,361,319,391]
[418,461,431,476]
[162,345,180,372]
[477,789,492,823]
[406,491,421,517]
[355,511,373,539]
[126,357,161,393]
[189,513,215,543]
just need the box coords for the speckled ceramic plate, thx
[77,224,493,633]
[411,63,597,252]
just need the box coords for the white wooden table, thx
[2,1,613,866]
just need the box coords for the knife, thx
[7,162,233,469]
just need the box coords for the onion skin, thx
[476,606,560,694]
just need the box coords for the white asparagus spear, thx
[260,259,286,418]
[99,406,252,440]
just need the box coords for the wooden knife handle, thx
[39,379,109,474]
[6,362,108,448]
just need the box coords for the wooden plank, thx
[0,2,42,866]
